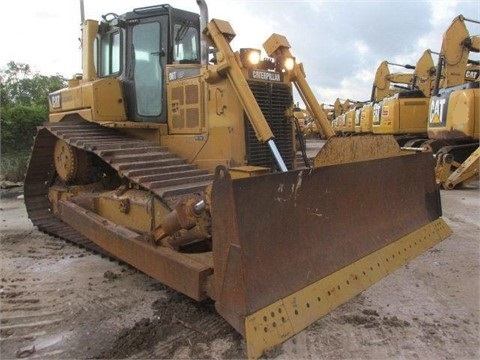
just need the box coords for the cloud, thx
[313,67,375,104]
[1,0,478,105]
[354,40,370,59]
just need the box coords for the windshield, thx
[173,22,199,63]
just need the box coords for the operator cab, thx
[96,5,200,122]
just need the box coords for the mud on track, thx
[0,180,479,359]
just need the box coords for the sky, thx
[1,0,479,104]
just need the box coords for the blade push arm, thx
[263,34,336,138]
[204,19,288,171]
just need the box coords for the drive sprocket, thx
[53,139,88,183]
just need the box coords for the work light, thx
[240,48,261,67]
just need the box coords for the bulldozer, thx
[24,1,451,358]
[427,15,479,189]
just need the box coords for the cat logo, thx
[169,71,177,81]
[49,93,61,109]
[465,69,480,81]
[429,98,447,126]
[249,70,283,82]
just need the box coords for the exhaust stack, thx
[80,0,85,23]
[196,0,209,65]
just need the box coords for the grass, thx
[0,151,31,182]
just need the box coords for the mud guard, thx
[211,152,451,359]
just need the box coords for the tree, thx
[1,105,49,153]
[1,61,66,107]
[1,61,66,154]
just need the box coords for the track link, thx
[24,119,214,252]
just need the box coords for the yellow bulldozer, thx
[24,1,451,358]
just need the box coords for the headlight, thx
[240,48,261,68]
[247,51,261,65]
[283,57,295,71]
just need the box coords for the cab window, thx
[173,22,199,63]
[98,31,121,76]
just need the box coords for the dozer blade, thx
[210,152,451,359]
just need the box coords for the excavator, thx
[373,50,437,146]
[370,61,416,135]
[330,99,364,135]
[299,107,321,138]
[357,60,415,135]
[330,98,343,131]
[24,1,451,358]
[343,100,366,134]
[427,15,479,189]
[331,98,354,133]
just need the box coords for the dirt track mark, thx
[96,289,241,359]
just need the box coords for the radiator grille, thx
[245,82,294,170]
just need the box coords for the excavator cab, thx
[26,2,452,359]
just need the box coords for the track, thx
[24,118,214,253]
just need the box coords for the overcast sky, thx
[1,0,478,104]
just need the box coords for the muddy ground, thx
[0,179,479,359]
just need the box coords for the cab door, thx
[125,16,168,122]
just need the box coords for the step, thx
[137,169,210,184]
[148,174,214,189]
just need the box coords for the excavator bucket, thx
[211,150,451,359]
